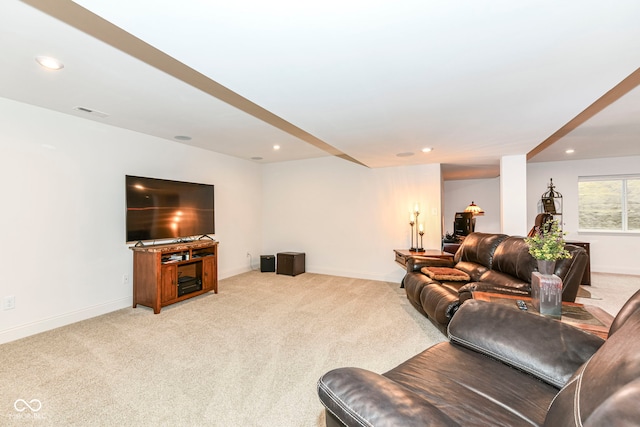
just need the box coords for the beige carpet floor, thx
[576,286,591,298]
[2,271,638,426]
[575,272,640,317]
[0,272,444,426]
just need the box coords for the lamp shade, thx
[464,201,484,216]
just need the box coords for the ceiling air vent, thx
[73,106,109,118]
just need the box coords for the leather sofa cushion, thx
[319,343,557,427]
[317,367,456,427]
[383,342,558,426]
[448,300,603,388]
[453,261,489,282]
[490,236,537,283]
[420,266,470,281]
[454,233,508,269]
[477,270,530,291]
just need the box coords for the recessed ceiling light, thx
[396,152,414,157]
[421,147,433,153]
[174,135,192,141]
[273,145,280,150]
[35,56,64,70]
[565,149,575,154]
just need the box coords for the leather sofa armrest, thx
[448,300,604,388]
[406,256,455,272]
[318,367,457,427]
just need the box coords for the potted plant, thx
[525,218,571,275]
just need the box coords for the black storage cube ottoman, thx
[276,252,305,276]
[260,255,276,272]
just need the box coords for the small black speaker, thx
[260,255,275,272]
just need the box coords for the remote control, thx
[516,300,528,311]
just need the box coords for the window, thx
[578,175,640,232]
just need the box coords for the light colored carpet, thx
[576,286,591,298]
[2,271,637,426]
[575,272,640,317]
[0,272,444,426]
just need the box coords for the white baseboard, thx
[306,266,406,283]
[0,297,131,345]
[592,266,640,276]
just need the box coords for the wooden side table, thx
[472,291,613,339]
[393,249,454,268]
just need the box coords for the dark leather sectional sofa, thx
[318,289,640,427]
[403,232,588,332]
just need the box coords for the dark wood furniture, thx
[131,240,218,314]
[260,255,276,272]
[393,249,454,268]
[473,291,613,339]
[277,252,305,276]
[442,242,461,254]
[566,240,591,285]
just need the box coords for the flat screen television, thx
[125,175,214,243]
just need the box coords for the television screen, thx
[125,175,214,243]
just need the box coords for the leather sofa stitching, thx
[573,357,591,427]
[317,378,371,427]
[548,375,579,410]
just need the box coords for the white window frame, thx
[578,174,640,234]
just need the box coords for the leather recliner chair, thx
[317,289,640,426]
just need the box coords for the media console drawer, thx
[276,252,305,276]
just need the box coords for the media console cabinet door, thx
[161,264,177,303]
[201,256,217,293]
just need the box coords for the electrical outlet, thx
[3,295,15,310]
[123,274,130,285]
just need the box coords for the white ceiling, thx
[2,0,639,179]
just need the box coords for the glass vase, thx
[537,259,556,275]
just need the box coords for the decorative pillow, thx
[421,267,471,282]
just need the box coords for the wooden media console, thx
[131,240,218,313]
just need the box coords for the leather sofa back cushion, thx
[450,261,488,282]
[421,267,470,282]
[454,233,508,269]
[490,236,537,283]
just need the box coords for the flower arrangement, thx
[524,218,572,261]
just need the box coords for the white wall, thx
[500,155,528,236]
[528,156,640,275]
[261,158,443,283]
[444,156,640,275]
[4,95,638,344]
[0,98,262,343]
[443,177,501,235]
